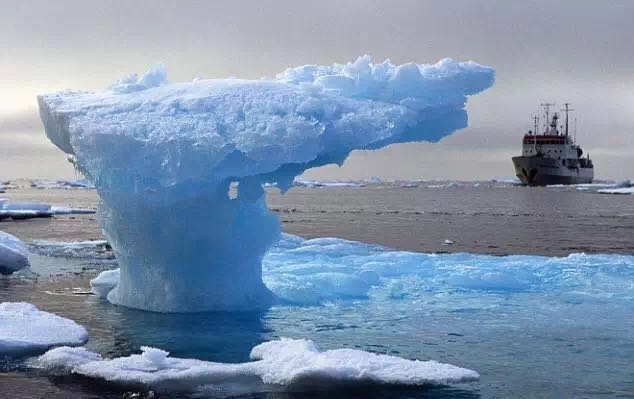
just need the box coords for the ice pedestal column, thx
[100,180,280,312]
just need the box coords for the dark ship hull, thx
[512,155,593,186]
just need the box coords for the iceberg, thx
[38,56,494,312]
[0,231,30,274]
[0,302,88,356]
[33,338,478,391]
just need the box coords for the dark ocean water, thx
[1,183,633,398]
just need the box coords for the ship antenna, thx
[540,102,555,134]
[532,114,539,152]
[561,103,574,137]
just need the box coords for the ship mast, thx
[540,103,555,134]
[532,115,539,152]
[561,103,574,138]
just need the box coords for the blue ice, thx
[38,56,494,312]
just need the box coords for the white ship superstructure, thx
[512,103,593,186]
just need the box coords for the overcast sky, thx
[1,0,632,180]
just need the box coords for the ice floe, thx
[598,187,634,195]
[29,179,94,189]
[0,302,88,356]
[0,231,30,274]
[294,179,365,188]
[33,338,478,391]
[89,233,634,306]
[547,179,633,194]
[0,199,95,220]
[30,240,111,260]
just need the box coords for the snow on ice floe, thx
[0,231,30,274]
[33,338,478,391]
[91,234,634,306]
[0,302,87,356]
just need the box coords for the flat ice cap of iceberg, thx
[0,302,88,356]
[0,231,30,274]
[34,338,477,391]
[38,56,493,312]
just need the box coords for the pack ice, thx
[0,302,88,356]
[38,56,494,312]
[34,338,478,391]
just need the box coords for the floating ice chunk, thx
[294,179,365,188]
[2,201,51,213]
[35,338,478,391]
[0,201,49,220]
[38,56,493,312]
[0,200,95,220]
[90,268,120,298]
[250,338,479,386]
[50,206,96,215]
[598,187,634,195]
[30,346,102,371]
[0,302,88,356]
[0,231,30,274]
[29,179,94,189]
[30,240,112,260]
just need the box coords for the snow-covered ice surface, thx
[0,231,30,274]
[33,338,477,391]
[38,56,493,312]
[0,302,87,356]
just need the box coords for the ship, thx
[512,103,593,186]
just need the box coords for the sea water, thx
[1,184,633,398]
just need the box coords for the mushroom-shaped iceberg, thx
[38,56,494,312]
